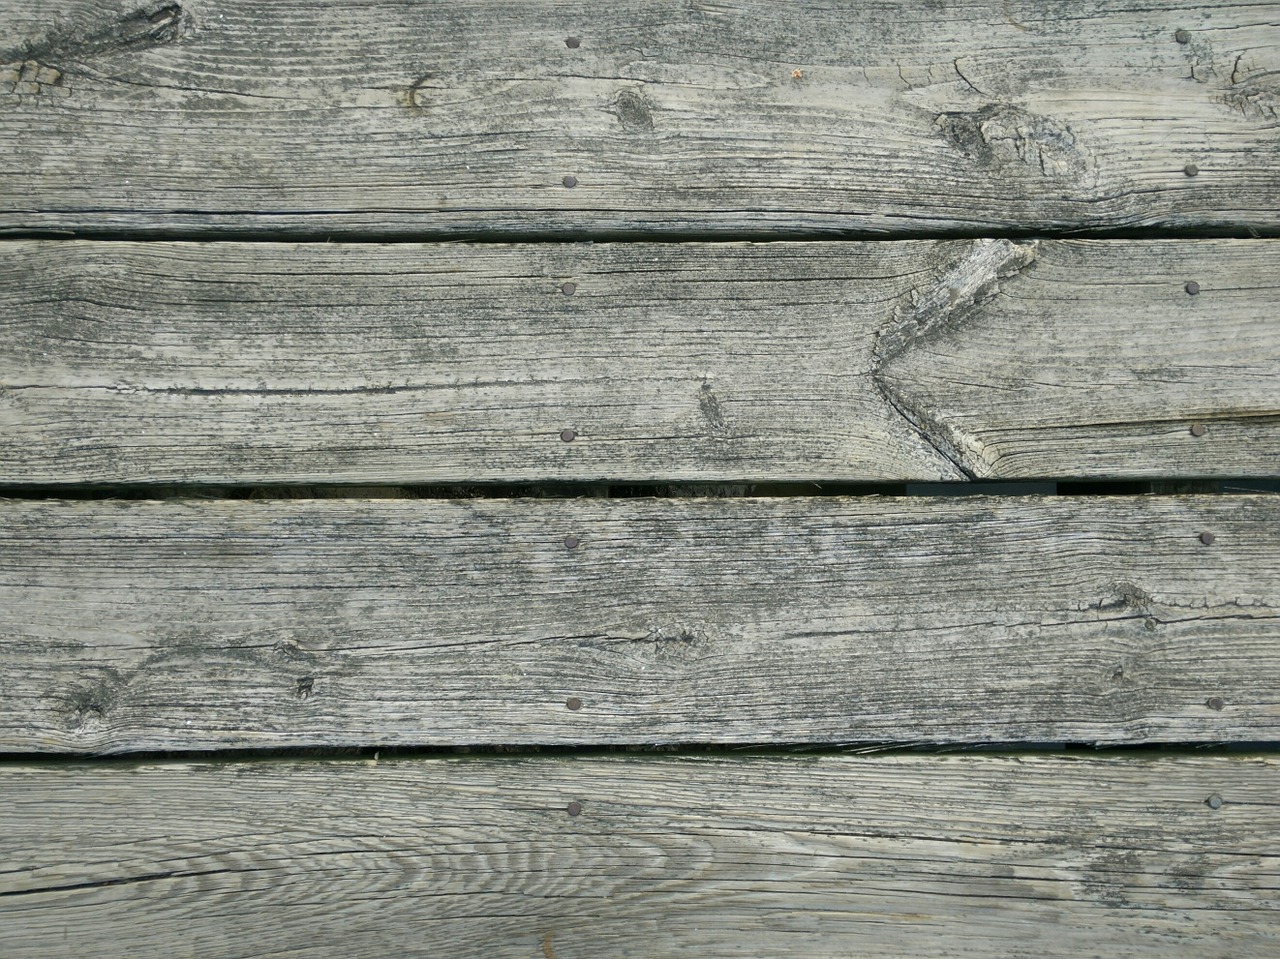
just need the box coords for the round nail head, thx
[561,281,576,295]
[1175,29,1190,44]
[566,696,583,711]
[1200,531,1216,546]
[1185,280,1200,295]
[562,175,578,188]
[567,801,583,816]
[1206,697,1225,711]
[563,535,580,550]
[1206,794,1223,810]
[1184,163,1199,177]
[1190,423,1207,437]
[565,37,581,49]
[560,428,577,443]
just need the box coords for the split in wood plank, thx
[2,1,1279,236]
[2,494,1277,753]
[2,238,1277,484]
[1,753,1277,958]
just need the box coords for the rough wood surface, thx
[1,753,1276,958]
[2,0,1279,237]
[3,494,1277,753]
[3,238,1277,484]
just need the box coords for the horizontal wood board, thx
[3,494,1277,753]
[1,753,1277,957]
[3,238,1277,484]
[2,0,1279,236]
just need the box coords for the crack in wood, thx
[0,867,259,898]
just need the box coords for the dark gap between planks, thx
[1,741,1276,768]
[0,479,1277,502]
[3,225,1278,245]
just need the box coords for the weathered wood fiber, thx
[2,495,1277,753]
[1,754,1276,958]
[2,238,1276,484]
[2,0,1278,237]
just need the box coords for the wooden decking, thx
[2,1,1278,956]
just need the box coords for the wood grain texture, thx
[2,238,1277,484]
[1,753,1276,958]
[2,494,1277,753]
[2,0,1279,237]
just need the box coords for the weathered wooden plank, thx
[3,495,1277,753]
[2,238,1277,484]
[2,0,1279,236]
[1,754,1276,958]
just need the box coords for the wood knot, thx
[121,3,193,46]
[61,676,122,729]
[611,88,654,132]
[1097,581,1152,614]
[936,104,1090,179]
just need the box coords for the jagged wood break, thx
[1,0,1278,236]
[2,238,1276,483]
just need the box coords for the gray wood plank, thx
[1,753,1276,958]
[2,238,1277,484]
[2,0,1279,236]
[2,494,1278,753]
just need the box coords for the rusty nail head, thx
[1184,163,1199,177]
[1175,29,1191,44]
[562,174,578,188]
[1190,423,1207,437]
[564,534,580,550]
[566,696,583,711]
[565,37,581,49]
[1206,697,1225,711]
[560,428,577,443]
[561,281,576,295]
[1185,280,1201,295]
[1206,794,1223,810]
[567,801,583,816]
[1200,531,1216,546]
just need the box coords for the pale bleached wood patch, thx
[1,753,1277,958]
[1,0,1278,236]
[2,238,1276,484]
[1,494,1277,753]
